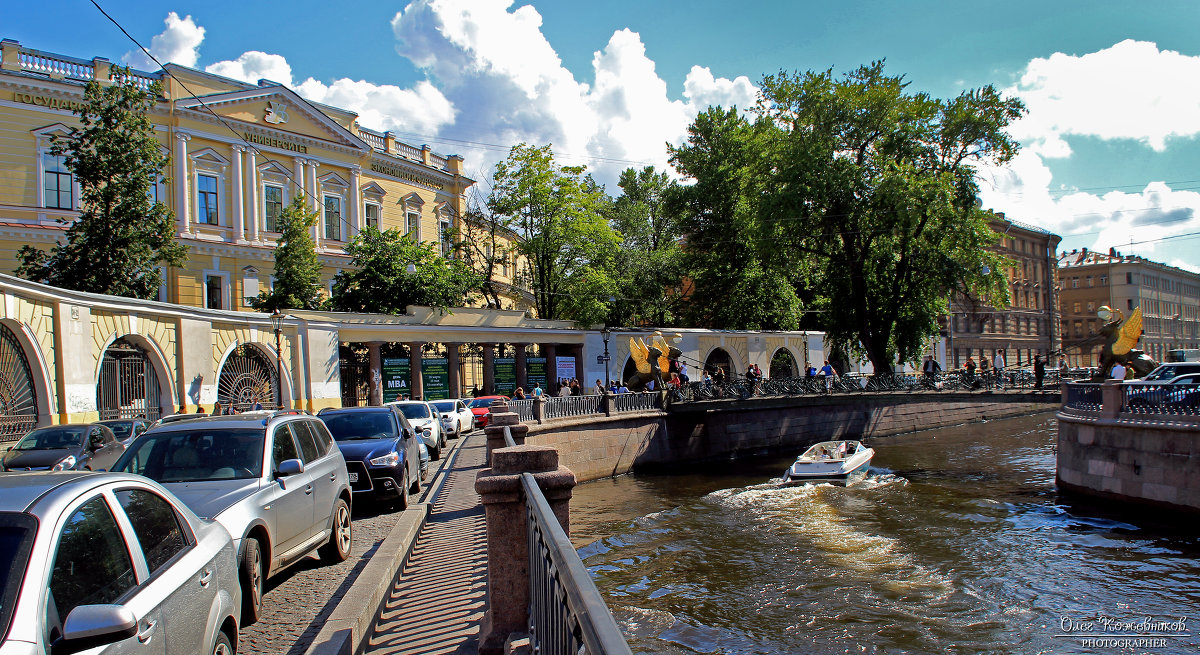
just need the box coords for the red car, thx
[467,395,510,428]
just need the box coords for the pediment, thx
[435,201,456,217]
[32,123,72,147]
[361,182,386,197]
[401,192,424,208]
[258,160,292,176]
[189,147,230,165]
[175,86,369,152]
[319,172,349,188]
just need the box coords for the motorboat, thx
[783,440,874,484]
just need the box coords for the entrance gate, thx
[97,338,162,420]
[219,345,279,411]
[0,323,38,438]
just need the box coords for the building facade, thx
[1058,247,1200,367]
[944,213,1062,370]
[0,39,531,313]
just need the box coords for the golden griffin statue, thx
[1096,306,1157,379]
[626,332,681,391]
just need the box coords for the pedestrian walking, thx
[819,360,837,393]
[1034,355,1046,389]
[993,349,1007,389]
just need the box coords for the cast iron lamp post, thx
[270,309,284,409]
[601,327,611,390]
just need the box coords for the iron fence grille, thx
[97,340,161,420]
[510,398,534,422]
[1122,383,1200,416]
[1063,383,1104,412]
[340,359,370,407]
[0,323,37,438]
[218,345,279,411]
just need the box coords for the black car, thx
[98,417,150,446]
[318,406,423,508]
[1,424,123,471]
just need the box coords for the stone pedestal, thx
[483,401,528,464]
[475,445,576,655]
[1101,380,1123,418]
[367,342,383,406]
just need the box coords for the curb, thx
[303,433,471,655]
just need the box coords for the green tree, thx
[16,68,186,297]
[460,187,521,310]
[329,225,481,314]
[668,107,805,330]
[673,63,1017,371]
[488,144,619,324]
[251,195,323,311]
[606,166,689,327]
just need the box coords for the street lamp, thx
[600,326,611,391]
[270,309,284,409]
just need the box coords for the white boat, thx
[783,440,874,484]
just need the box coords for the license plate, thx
[348,472,358,482]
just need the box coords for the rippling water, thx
[570,413,1200,654]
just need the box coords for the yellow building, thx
[0,38,530,313]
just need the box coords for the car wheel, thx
[396,470,410,511]
[212,631,234,655]
[409,465,421,494]
[319,498,352,563]
[240,538,264,625]
[429,444,441,461]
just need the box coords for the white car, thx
[387,401,446,460]
[431,399,474,439]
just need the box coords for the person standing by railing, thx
[1034,355,1046,389]
[994,349,1007,389]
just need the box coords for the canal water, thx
[570,413,1200,654]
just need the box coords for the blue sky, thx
[4,1,1200,270]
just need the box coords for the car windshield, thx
[0,513,36,643]
[431,401,456,412]
[112,428,265,482]
[13,426,87,450]
[322,412,397,441]
[468,398,497,409]
[395,404,431,419]
[99,421,136,439]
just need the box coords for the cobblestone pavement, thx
[366,432,488,655]
[239,443,462,655]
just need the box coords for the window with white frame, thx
[242,266,260,306]
[204,273,228,310]
[264,185,284,232]
[324,195,343,241]
[440,218,453,256]
[197,174,219,225]
[43,152,74,209]
[364,203,381,229]
[406,211,420,238]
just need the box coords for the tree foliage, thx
[329,225,481,314]
[459,186,521,310]
[605,166,689,327]
[250,195,323,311]
[488,144,619,324]
[672,62,1019,371]
[16,68,186,298]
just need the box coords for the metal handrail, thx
[522,472,632,655]
[502,424,517,448]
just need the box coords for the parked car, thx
[111,411,352,625]
[1137,362,1200,382]
[150,412,206,428]
[467,395,510,429]
[317,406,423,508]
[1125,372,1200,408]
[387,400,446,460]
[431,399,474,439]
[0,471,241,654]
[98,417,150,446]
[1,424,123,472]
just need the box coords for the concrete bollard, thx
[532,395,545,423]
[475,445,576,655]
[1101,380,1124,419]
[484,400,528,465]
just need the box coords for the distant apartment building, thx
[943,213,1062,370]
[1058,248,1200,367]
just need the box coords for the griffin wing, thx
[1113,307,1143,356]
[651,334,670,373]
[630,337,651,375]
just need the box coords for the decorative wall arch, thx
[769,347,799,379]
[215,340,294,410]
[94,332,175,419]
[0,319,49,435]
[702,347,737,379]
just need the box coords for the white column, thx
[246,148,259,241]
[231,145,245,242]
[292,157,306,203]
[349,165,362,238]
[307,159,321,249]
[174,132,191,234]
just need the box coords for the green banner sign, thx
[422,358,450,400]
[526,356,547,393]
[494,357,516,395]
[382,357,410,402]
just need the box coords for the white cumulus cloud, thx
[205,51,294,87]
[123,12,204,70]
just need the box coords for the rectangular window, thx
[1086,276,1093,287]
[205,275,223,310]
[264,185,283,232]
[324,196,342,241]
[440,219,453,256]
[43,152,73,209]
[364,203,380,229]
[1126,272,1133,285]
[197,174,219,225]
[1071,278,1078,288]
[1100,275,1107,286]
[406,211,419,237]
[1086,301,1095,312]
[1073,302,1081,314]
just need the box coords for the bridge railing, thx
[673,369,1066,402]
[544,393,604,420]
[1121,383,1200,417]
[1063,382,1104,412]
[510,398,535,422]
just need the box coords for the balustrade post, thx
[1101,380,1123,418]
[532,395,545,424]
[484,400,528,464]
[603,390,615,416]
[1,40,20,72]
[1060,379,1071,408]
[475,445,576,655]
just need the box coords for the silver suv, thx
[112,410,352,624]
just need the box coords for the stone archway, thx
[97,336,167,420]
[218,344,279,411]
[769,347,799,379]
[703,348,734,379]
[0,322,38,439]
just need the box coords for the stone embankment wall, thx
[527,392,1058,482]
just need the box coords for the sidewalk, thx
[365,431,490,655]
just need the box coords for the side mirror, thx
[275,458,304,477]
[52,604,137,655]
[89,437,105,451]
